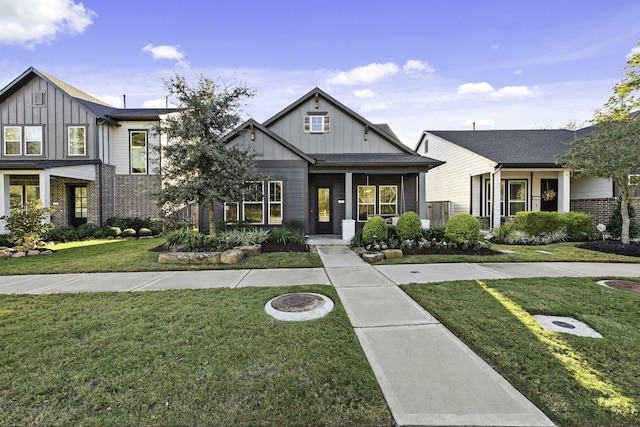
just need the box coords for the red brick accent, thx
[570,198,640,228]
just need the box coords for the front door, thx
[540,179,558,212]
[69,185,88,227]
[316,186,332,234]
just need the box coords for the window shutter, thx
[303,116,310,132]
[324,115,330,133]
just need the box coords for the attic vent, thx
[32,91,46,106]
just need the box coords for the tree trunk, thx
[207,202,216,238]
[619,184,631,245]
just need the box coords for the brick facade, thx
[114,174,162,219]
[570,197,640,228]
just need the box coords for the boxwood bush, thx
[445,213,481,243]
[395,211,423,241]
[362,216,388,244]
[513,211,592,240]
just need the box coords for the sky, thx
[1,0,639,146]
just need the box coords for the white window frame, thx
[357,185,376,222]
[130,130,148,174]
[629,175,640,186]
[507,180,527,216]
[25,126,43,156]
[242,182,265,225]
[304,115,330,133]
[485,180,506,216]
[268,181,283,225]
[224,203,239,223]
[378,185,398,216]
[68,126,86,156]
[4,126,22,156]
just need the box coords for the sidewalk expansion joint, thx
[30,273,94,294]
[354,321,442,330]
[131,271,177,291]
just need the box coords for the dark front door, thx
[69,185,88,227]
[540,179,558,212]
[316,186,332,234]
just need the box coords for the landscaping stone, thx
[157,252,222,265]
[236,244,261,257]
[362,252,385,263]
[221,249,245,264]
[383,249,403,259]
[157,252,191,264]
[40,250,53,255]
[12,251,26,258]
[27,250,40,256]
[190,252,221,264]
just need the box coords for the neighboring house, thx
[416,128,624,229]
[0,67,177,232]
[217,88,443,237]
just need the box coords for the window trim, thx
[3,126,22,156]
[25,126,43,156]
[507,180,527,216]
[379,185,398,216]
[242,181,265,225]
[304,114,330,133]
[68,125,87,156]
[223,202,239,223]
[268,181,283,225]
[130,130,148,174]
[357,185,377,222]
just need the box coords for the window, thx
[25,126,43,155]
[357,186,376,221]
[9,184,39,212]
[130,131,148,174]
[224,203,239,222]
[68,126,86,156]
[379,185,397,216]
[4,126,21,155]
[304,115,330,133]
[243,182,264,224]
[74,187,88,220]
[268,181,283,224]
[508,180,527,215]
[629,175,640,186]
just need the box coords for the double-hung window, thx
[379,185,397,216]
[9,184,39,212]
[357,185,376,221]
[130,131,148,174]
[304,115,330,133]
[224,203,239,222]
[68,126,86,156]
[508,180,527,215]
[243,182,264,225]
[3,126,43,156]
[268,181,283,224]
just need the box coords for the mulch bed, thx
[261,242,309,253]
[600,280,640,294]
[576,240,640,257]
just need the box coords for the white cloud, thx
[0,0,95,47]
[457,82,538,99]
[462,119,495,128]
[97,95,122,108]
[326,62,399,85]
[143,98,178,108]
[457,82,494,95]
[625,46,640,60]
[354,89,376,98]
[142,44,185,61]
[403,59,435,74]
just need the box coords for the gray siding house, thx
[0,67,177,232]
[220,88,442,237]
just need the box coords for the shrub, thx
[163,219,192,233]
[513,211,592,240]
[76,223,101,239]
[106,226,121,237]
[362,216,388,244]
[44,225,78,243]
[122,228,137,237]
[269,227,307,245]
[138,227,153,236]
[283,219,304,232]
[237,228,270,245]
[350,229,364,247]
[607,198,640,239]
[0,200,55,250]
[422,226,446,241]
[0,233,12,246]
[215,230,242,251]
[445,213,481,244]
[395,211,423,241]
[165,229,214,251]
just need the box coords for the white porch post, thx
[342,173,355,240]
[492,169,502,228]
[40,171,51,222]
[0,173,8,233]
[418,172,426,218]
[558,170,570,212]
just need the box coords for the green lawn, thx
[0,286,393,426]
[402,277,640,427]
[378,242,640,264]
[0,238,322,275]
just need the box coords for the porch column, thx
[418,172,426,218]
[344,173,353,219]
[558,170,570,212]
[492,169,502,228]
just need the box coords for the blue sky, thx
[1,0,639,145]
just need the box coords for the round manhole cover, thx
[552,320,576,329]
[265,293,334,321]
[271,293,325,312]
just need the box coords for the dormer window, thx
[304,114,330,133]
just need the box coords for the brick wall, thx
[570,197,640,228]
[114,174,162,219]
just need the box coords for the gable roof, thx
[423,129,578,167]
[263,87,419,155]
[225,119,316,164]
[0,67,178,125]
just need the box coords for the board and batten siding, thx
[267,97,404,154]
[111,121,161,175]
[422,132,494,216]
[258,161,308,225]
[230,128,305,161]
[0,75,99,160]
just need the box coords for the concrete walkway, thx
[316,245,555,426]
[3,250,640,426]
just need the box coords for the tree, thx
[0,200,55,250]
[558,40,640,244]
[155,74,263,237]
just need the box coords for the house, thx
[416,128,632,229]
[0,67,178,232]
[218,88,443,238]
